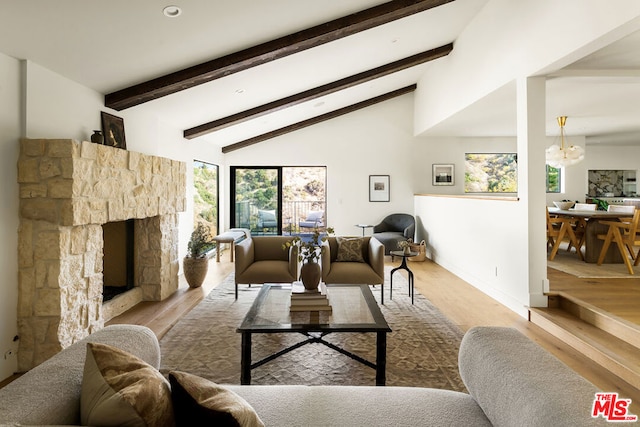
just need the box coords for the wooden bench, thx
[213,229,249,262]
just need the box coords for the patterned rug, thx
[159,268,466,391]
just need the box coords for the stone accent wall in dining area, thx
[17,138,186,371]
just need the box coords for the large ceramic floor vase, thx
[183,256,209,288]
[300,261,321,290]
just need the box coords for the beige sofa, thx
[0,325,611,426]
[0,325,159,425]
[234,236,299,298]
[321,236,384,285]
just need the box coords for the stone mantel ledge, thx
[18,138,187,226]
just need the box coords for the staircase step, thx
[530,306,640,390]
[551,293,640,351]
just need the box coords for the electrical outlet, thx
[4,335,19,359]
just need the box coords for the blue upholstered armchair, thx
[299,210,324,230]
[257,209,278,231]
[372,213,415,256]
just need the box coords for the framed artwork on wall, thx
[369,175,390,202]
[432,164,454,186]
[101,111,127,149]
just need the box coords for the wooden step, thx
[530,306,640,390]
[550,293,640,350]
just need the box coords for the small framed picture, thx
[101,112,127,149]
[369,175,390,202]
[432,164,454,186]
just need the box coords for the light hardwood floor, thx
[107,253,638,414]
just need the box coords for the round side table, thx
[355,224,374,236]
[387,250,418,305]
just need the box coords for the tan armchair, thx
[234,236,299,298]
[321,236,384,285]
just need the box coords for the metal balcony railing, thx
[235,200,326,235]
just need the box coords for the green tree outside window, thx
[546,165,561,193]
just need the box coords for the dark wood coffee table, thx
[236,283,391,385]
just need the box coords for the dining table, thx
[548,207,634,263]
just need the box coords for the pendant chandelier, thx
[545,116,585,168]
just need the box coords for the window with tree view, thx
[464,153,518,193]
[193,160,219,236]
[546,165,561,193]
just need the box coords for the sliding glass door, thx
[231,166,326,235]
[282,167,326,235]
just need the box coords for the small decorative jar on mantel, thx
[90,130,104,145]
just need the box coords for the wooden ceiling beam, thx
[221,84,416,153]
[184,44,452,139]
[105,0,454,110]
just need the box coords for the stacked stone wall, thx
[17,139,186,371]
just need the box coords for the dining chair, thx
[607,205,636,214]
[596,209,640,274]
[574,203,596,211]
[567,203,596,253]
[546,207,583,261]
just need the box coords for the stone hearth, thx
[17,139,186,371]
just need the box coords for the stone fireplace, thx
[17,139,186,371]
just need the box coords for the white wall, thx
[412,136,535,316]
[585,145,640,172]
[414,195,530,316]
[24,61,104,140]
[411,137,517,195]
[414,0,640,135]
[0,52,21,380]
[223,94,417,237]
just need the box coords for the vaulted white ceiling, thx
[2,0,639,148]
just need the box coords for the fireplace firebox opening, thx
[102,219,135,302]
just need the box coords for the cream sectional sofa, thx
[0,324,611,426]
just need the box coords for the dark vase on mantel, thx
[91,130,104,145]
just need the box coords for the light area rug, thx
[159,267,466,391]
[548,242,635,278]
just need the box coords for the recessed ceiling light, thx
[235,89,245,94]
[163,6,182,18]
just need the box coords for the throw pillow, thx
[80,342,174,427]
[335,237,365,262]
[169,371,265,427]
